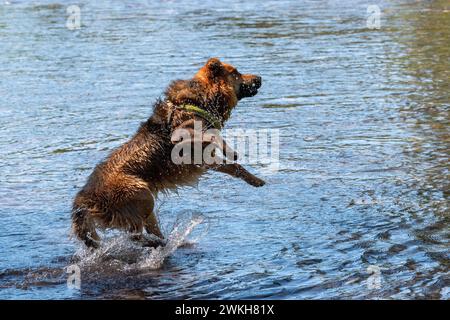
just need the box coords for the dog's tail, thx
[71,205,100,249]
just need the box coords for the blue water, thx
[0,0,448,299]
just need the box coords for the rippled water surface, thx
[0,0,449,299]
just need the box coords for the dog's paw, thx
[131,234,166,248]
[249,177,266,187]
[143,238,166,248]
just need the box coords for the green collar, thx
[177,104,222,130]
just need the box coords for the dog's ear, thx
[206,58,223,77]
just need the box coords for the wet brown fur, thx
[72,58,264,248]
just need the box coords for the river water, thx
[0,0,448,299]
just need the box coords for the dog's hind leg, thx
[141,194,165,247]
[139,205,165,248]
[71,206,100,248]
[144,212,163,239]
[113,188,164,246]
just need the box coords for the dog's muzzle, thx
[238,75,262,99]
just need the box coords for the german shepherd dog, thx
[72,58,265,248]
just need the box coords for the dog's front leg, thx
[172,125,238,161]
[205,162,266,187]
[202,132,238,161]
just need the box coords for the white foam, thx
[74,214,205,271]
[134,215,204,269]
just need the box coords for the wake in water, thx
[73,213,207,271]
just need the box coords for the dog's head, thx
[196,58,262,102]
[165,58,262,121]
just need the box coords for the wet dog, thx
[72,58,265,248]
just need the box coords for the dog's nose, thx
[254,76,262,88]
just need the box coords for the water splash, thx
[73,214,205,271]
[134,214,205,269]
